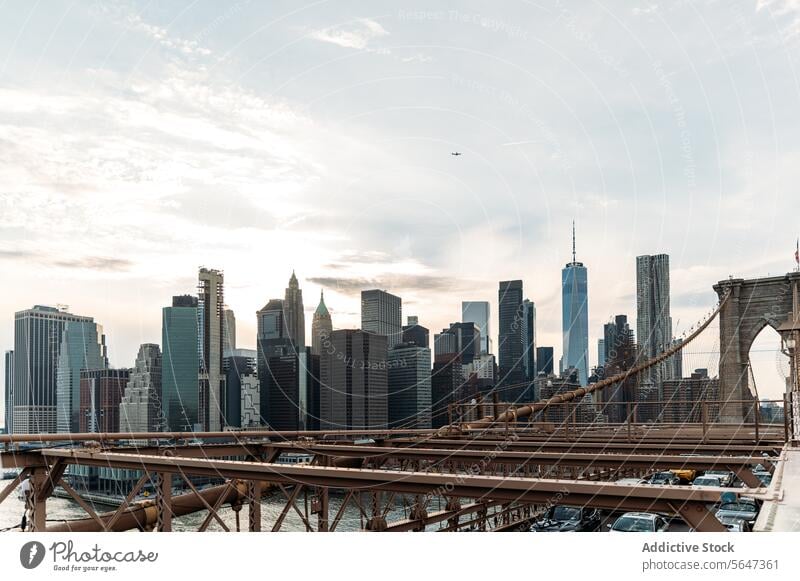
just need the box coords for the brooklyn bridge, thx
[2,272,799,533]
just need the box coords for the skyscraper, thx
[56,320,108,433]
[79,368,130,433]
[603,315,631,363]
[402,316,429,348]
[223,307,236,356]
[320,329,388,430]
[434,322,481,365]
[222,348,258,429]
[462,301,491,355]
[562,224,589,385]
[120,344,163,433]
[636,254,674,387]
[198,268,225,432]
[431,353,465,429]
[388,343,432,429]
[361,289,402,348]
[522,299,536,380]
[536,346,554,376]
[311,290,332,356]
[498,280,525,387]
[162,295,200,431]
[266,347,319,431]
[597,339,606,368]
[12,305,95,434]
[3,350,13,433]
[284,271,305,349]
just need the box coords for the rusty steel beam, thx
[38,449,738,530]
[387,438,782,456]
[0,428,436,445]
[269,443,768,472]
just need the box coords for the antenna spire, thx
[572,220,576,263]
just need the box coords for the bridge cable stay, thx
[450,291,731,432]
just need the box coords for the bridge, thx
[1,272,799,533]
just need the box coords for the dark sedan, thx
[530,506,602,532]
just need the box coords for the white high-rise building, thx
[120,344,163,433]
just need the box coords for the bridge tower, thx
[714,272,800,423]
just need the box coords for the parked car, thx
[692,475,723,487]
[529,506,602,532]
[715,497,759,526]
[717,515,751,532]
[608,512,669,532]
[703,471,735,487]
[644,471,681,485]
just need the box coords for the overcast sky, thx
[2,0,799,420]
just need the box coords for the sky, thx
[1,0,799,422]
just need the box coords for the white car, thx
[608,512,669,532]
[692,475,723,487]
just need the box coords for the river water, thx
[0,482,440,532]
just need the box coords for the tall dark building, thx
[266,347,319,431]
[603,315,631,364]
[522,299,536,380]
[434,322,481,365]
[498,280,525,387]
[598,319,639,423]
[222,349,258,429]
[431,354,465,429]
[388,342,432,429]
[3,350,12,433]
[401,316,429,348]
[162,295,199,431]
[319,330,388,430]
[79,368,130,433]
[535,346,554,376]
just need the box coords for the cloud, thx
[308,274,472,295]
[757,0,800,41]
[309,18,388,50]
[124,12,212,56]
[52,257,134,272]
[0,248,132,272]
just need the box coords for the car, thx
[717,515,751,532]
[644,471,681,485]
[608,512,670,532]
[715,497,759,526]
[703,471,735,487]
[529,506,602,532]
[754,472,772,486]
[692,475,723,487]
[615,477,647,485]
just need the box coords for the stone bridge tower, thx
[714,272,800,423]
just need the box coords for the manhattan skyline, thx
[1,1,799,415]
